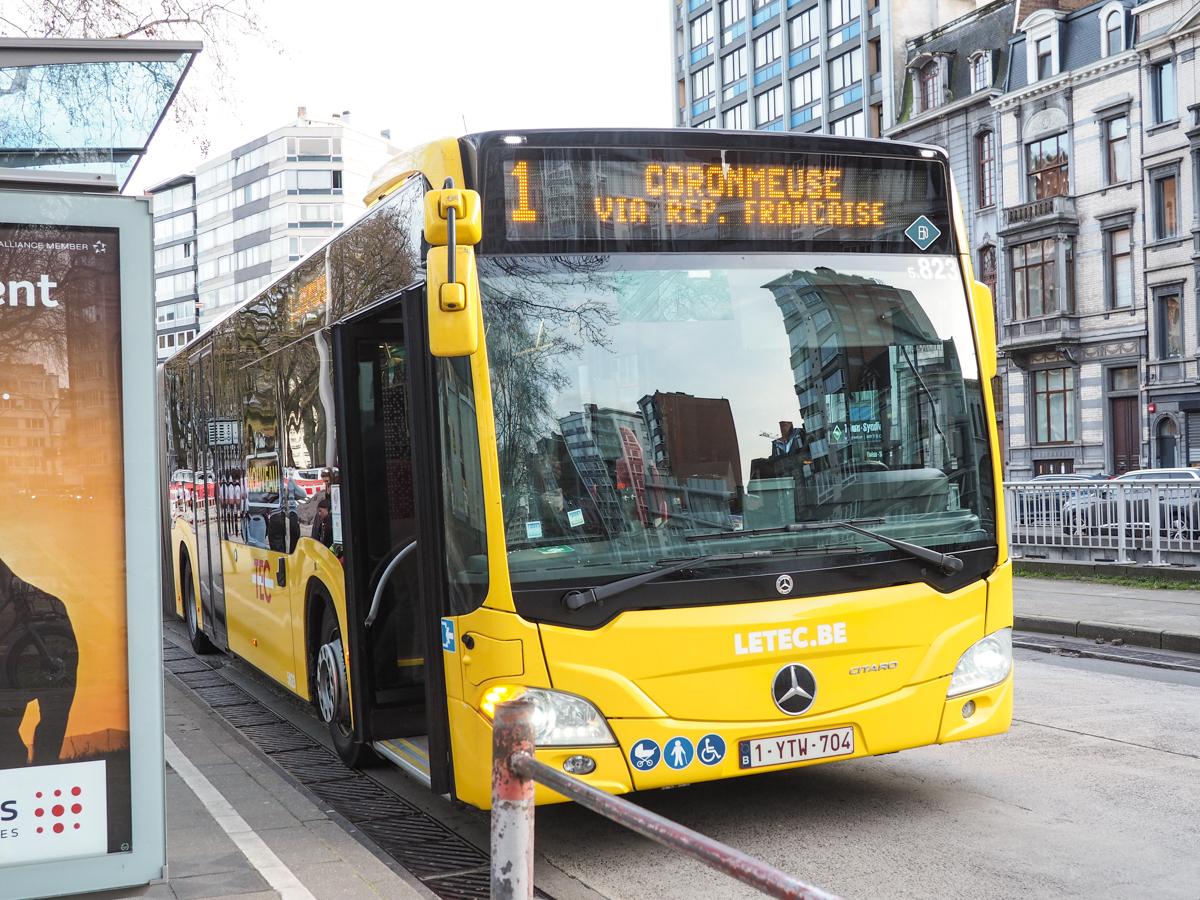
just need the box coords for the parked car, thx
[1060,468,1200,539]
[1013,474,1100,527]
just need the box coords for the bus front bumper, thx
[450,672,1012,808]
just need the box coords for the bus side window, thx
[241,355,283,552]
[438,356,488,614]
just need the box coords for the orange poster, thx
[0,223,130,861]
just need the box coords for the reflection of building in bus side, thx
[757,269,946,523]
[0,364,64,479]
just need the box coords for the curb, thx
[1014,560,1200,584]
[1015,614,1200,654]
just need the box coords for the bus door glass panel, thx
[355,339,423,707]
[192,350,226,643]
[281,333,339,679]
[239,357,293,677]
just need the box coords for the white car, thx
[1061,468,1200,538]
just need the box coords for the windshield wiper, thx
[686,517,964,575]
[561,547,851,611]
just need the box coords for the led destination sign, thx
[496,146,953,252]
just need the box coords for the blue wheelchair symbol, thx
[664,736,694,770]
[696,733,726,766]
[629,739,661,771]
[440,618,456,653]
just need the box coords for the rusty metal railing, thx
[490,697,842,900]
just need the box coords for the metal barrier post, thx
[491,697,535,900]
[1115,481,1130,564]
[1150,482,1163,566]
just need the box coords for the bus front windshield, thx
[479,253,996,587]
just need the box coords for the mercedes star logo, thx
[775,574,793,595]
[771,663,817,716]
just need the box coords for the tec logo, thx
[440,618,456,653]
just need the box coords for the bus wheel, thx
[316,605,369,767]
[182,562,214,654]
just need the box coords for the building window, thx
[1033,368,1076,444]
[1026,133,1069,200]
[919,61,939,111]
[755,85,782,124]
[828,0,860,29]
[693,64,714,98]
[1035,35,1054,80]
[691,11,713,49]
[723,102,748,129]
[976,131,995,208]
[791,67,821,111]
[1105,227,1132,309]
[1104,10,1122,56]
[1158,290,1184,358]
[722,47,746,85]
[1152,59,1177,123]
[830,112,863,136]
[970,52,990,92]
[720,0,745,37]
[754,28,781,68]
[790,6,819,48]
[1104,115,1130,184]
[1012,238,1057,318]
[830,47,863,92]
[1152,170,1179,240]
[978,245,997,295]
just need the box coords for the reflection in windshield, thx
[480,254,994,583]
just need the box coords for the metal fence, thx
[1005,480,1200,566]
[490,697,840,900]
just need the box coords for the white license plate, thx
[738,726,854,769]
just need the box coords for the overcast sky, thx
[133,0,674,193]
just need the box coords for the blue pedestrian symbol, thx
[904,215,942,251]
[696,733,726,767]
[630,739,661,771]
[664,736,694,770]
[440,618,456,653]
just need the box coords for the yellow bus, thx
[161,129,1012,808]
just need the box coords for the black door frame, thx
[332,287,454,796]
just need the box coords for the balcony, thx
[1002,195,1077,229]
[999,312,1081,362]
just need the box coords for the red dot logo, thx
[52,804,64,817]
[52,823,63,834]
[35,792,43,799]
[73,823,80,830]
[36,827,43,834]
[71,786,81,797]
[53,790,61,797]
[34,807,44,817]
[71,803,82,814]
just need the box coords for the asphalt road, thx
[531,649,1200,899]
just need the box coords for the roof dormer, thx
[1020,9,1065,84]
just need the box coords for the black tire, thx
[315,602,371,767]
[182,561,215,654]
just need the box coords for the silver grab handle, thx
[364,540,416,628]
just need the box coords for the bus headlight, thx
[947,628,1012,697]
[480,686,616,746]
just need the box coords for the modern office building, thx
[671,0,888,137]
[149,111,397,358]
[149,174,199,360]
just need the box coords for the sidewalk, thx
[69,678,426,900]
[1015,575,1200,653]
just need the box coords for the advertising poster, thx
[0,222,131,864]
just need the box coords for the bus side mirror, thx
[971,280,997,381]
[425,186,482,358]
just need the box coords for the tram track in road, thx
[160,623,559,900]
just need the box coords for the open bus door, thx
[331,288,453,795]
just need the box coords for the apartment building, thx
[149,112,396,358]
